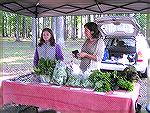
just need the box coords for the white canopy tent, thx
[0,0,150,47]
[0,0,150,17]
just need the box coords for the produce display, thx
[86,66,139,92]
[33,58,56,82]
[21,58,140,92]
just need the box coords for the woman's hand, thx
[77,52,88,58]
[78,52,97,61]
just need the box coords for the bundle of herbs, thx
[33,57,56,82]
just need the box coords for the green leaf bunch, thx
[117,79,134,91]
[33,57,56,78]
[88,67,137,92]
[88,69,112,92]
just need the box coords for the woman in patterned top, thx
[33,28,64,66]
[74,22,105,72]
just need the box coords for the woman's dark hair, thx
[84,22,101,39]
[38,28,55,47]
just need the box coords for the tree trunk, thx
[71,16,74,39]
[15,14,20,41]
[5,13,8,37]
[43,17,46,28]
[22,16,25,39]
[87,15,90,22]
[68,16,72,39]
[37,17,40,38]
[93,14,96,21]
[2,12,4,37]
[47,17,50,28]
[56,16,65,47]
[73,16,77,40]
[71,16,75,40]
[31,17,37,47]
[25,18,28,38]
[66,16,69,40]
[51,17,57,40]
[81,15,83,39]
[64,16,67,41]
[9,21,11,37]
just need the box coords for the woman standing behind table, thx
[74,22,105,72]
[33,28,64,66]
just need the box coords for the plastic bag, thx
[81,78,93,88]
[65,62,83,87]
[51,61,67,85]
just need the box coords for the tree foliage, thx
[0,11,149,42]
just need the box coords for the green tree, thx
[146,14,150,41]
[134,14,147,34]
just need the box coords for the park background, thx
[0,11,150,112]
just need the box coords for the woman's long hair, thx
[38,28,55,47]
[84,22,101,39]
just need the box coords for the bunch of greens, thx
[88,69,112,92]
[122,65,140,82]
[87,66,139,92]
[117,79,134,91]
[33,57,56,79]
[115,66,140,91]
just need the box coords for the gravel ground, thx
[138,78,148,112]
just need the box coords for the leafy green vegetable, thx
[122,66,140,82]
[87,66,138,92]
[117,79,134,91]
[33,59,138,92]
[33,57,56,81]
[88,69,112,92]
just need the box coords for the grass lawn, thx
[0,37,35,77]
[0,37,83,77]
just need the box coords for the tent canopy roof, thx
[0,0,150,17]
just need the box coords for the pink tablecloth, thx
[2,80,140,113]
[0,86,2,107]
